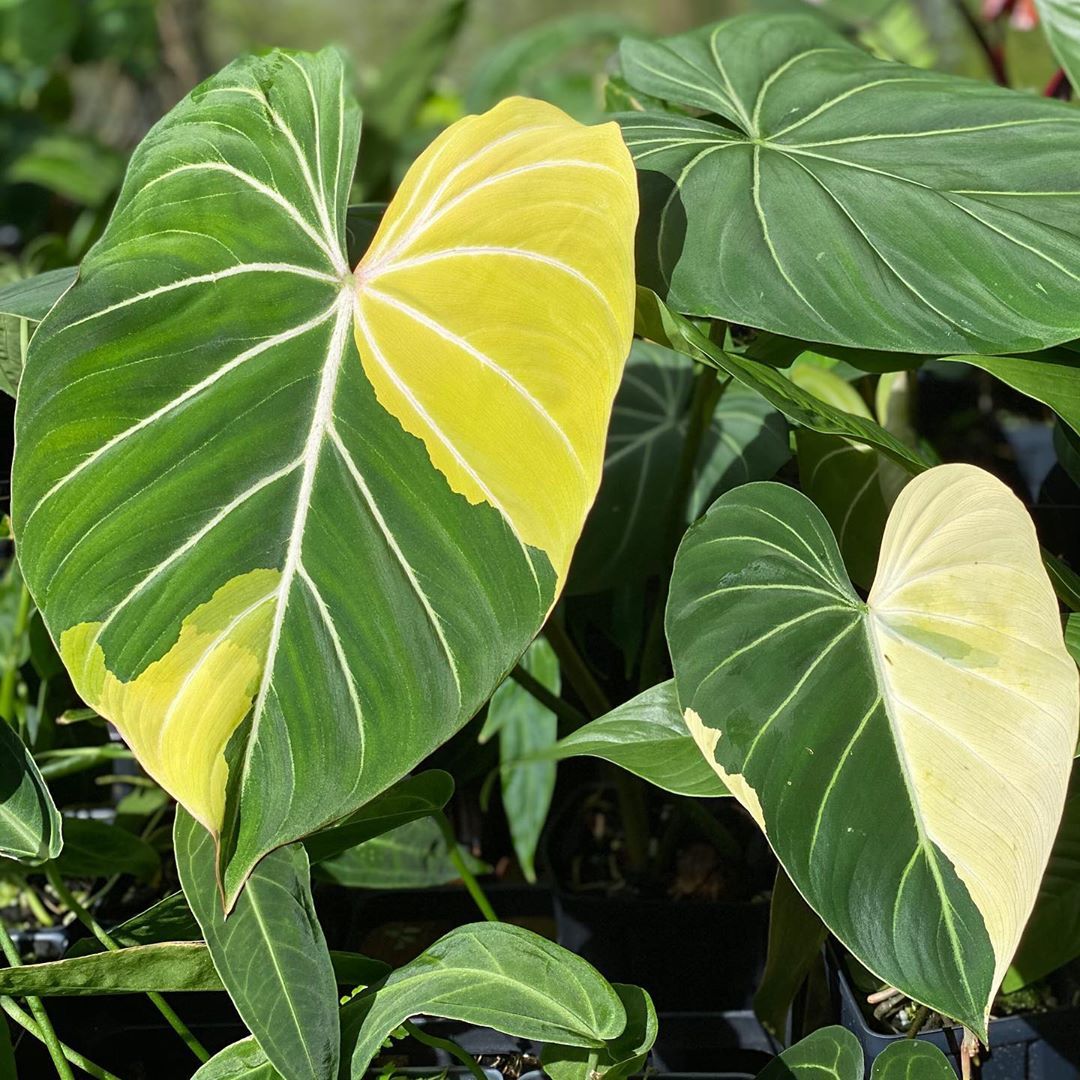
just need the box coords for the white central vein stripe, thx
[328,423,462,699]
[361,286,584,475]
[247,298,355,747]
[54,263,338,336]
[26,303,339,529]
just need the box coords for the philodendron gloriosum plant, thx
[2,6,1080,1078]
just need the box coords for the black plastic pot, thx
[830,950,1080,1080]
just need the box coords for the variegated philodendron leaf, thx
[618,14,1080,354]
[12,48,637,904]
[667,464,1079,1037]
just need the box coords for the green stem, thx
[435,813,498,923]
[45,867,210,1064]
[0,583,31,725]
[585,1047,601,1079]
[403,1019,487,1080]
[509,665,589,730]
[544,620,650,874]
[0,996,122,1080]
[0,921,72,1079]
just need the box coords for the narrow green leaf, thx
[313,815,489,889]
[65,892,200,958]
[869,1040,956,1080]
[483,638,559,882]
[303,770,454,865]
[1046,552,1080,612]
[528,680,728,798]
[756,1027,862,1080]
[0,269,79,322]
[176,809,339,1080]
[541,984,657,1080]
[52,817,155,880]
[346,922,626,1077]
[938,350,1080,436]
[0,719,62,865]
[620,14,1080,353]
[1002,763,1080,991]
[636,288,929,474]
[754,869,828,1039]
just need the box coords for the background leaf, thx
[1035,0,1080,91]
[0,717,61,865]
[194,1038,279,1080]
[51,817,155,880]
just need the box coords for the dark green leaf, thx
[65,892,199,958]
[868,1040,955,1080]
[620,15,1080,353]
[303,770,454,865]
[754,869,828,1039]
[529,680,728,798]
[345,922,626,1077]
[176,809,339,1080]
[52,817,156,881]
[0,269,78,323]
[755,1026,862,1080]
[312,815,489,889]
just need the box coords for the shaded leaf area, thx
[620,15,1080,353]
[525,680,728,798]
[571,340,789,594]
[52,816,155,880]
[312,815,489,890]
[65,892,199,958]
[1035,0,1080,91]
[0,266,76,395]
[0,717,62,864]
[176,809,340,1080]
[757,1026,861,1080]
[345,922,627,1076]
[480,638,558,882]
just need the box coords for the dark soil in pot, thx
[545,785,774,1012]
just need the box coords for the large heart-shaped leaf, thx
[667,464,1079,1036]
[619,14,1080,353]
[12,48,636,900]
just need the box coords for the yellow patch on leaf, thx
[353,96,638,584]
[60,569,279,833]
[684,707,767,834]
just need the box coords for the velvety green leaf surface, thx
[1003,764,1080,991]
[754,869,828,1039]
[868,1040,956,1080]
[176,809,339,1080]
[636,289,928,475]
[0,718,61,865]
[346,923,626,1076]
[937,350,1080,436]
[1035,1,1080,91]
[620,14,1080,353]
[194,1038,279,1079]
[531,680,729,798]
[52,817,156,880]
[303,770,454,865]
[482,638,558,882]
[312,815,489,889]
[12,47,573,903]
[571,340,789,592]
[755,1026,861,1080]
[541,984,657,1080]
[667,474,1077,1037]
[65,892,199,958]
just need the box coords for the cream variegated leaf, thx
[667,464,1078,1035]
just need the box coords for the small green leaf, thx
[541,983,657,1080]
[65,892,199,958]
[0,719,62,865]
[754,869,828,1039]
[6,133,123,207]
[1035,0,1080,92]
[635,288,928,475]
[0,269,79,323]
[52,817,155,881]
[175,809,339,1080]
[303,770,454,865]
[346,922,626,1077]
[755,1026,862,1080]
[313,815,489,889]
[529,680,728,798]
[483,638,559,882]
[869,1040,956,1080]
[194,1038,279,1079]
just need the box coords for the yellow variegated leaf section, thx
[59,569,279,833]
[353,97,638,583]
[868,464,1079,993]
